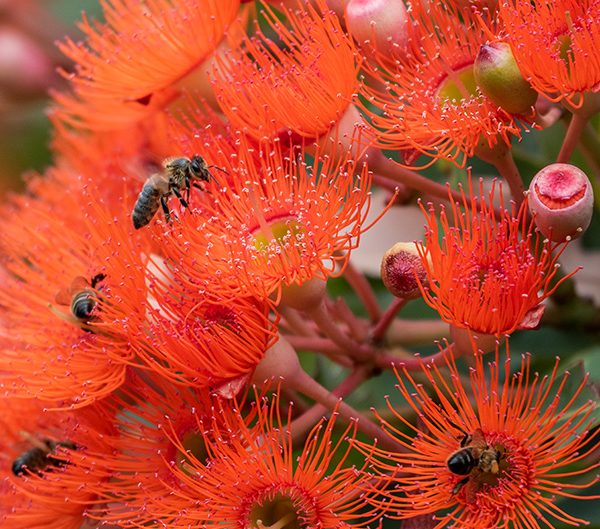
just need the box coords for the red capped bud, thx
[0,26,53,96]
[381,242,427,299]
[251,335,301,386]
[279,277,327,311]
[528,163,594,242]
[346,0,409,57]
[474,42,537,115]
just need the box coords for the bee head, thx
[189,155,209,181]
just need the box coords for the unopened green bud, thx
[474,42,537,115]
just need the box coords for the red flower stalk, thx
[157,390,374,528]
[212,0,361,140]
[359,1,526,166]
[416,181,575,336]
[498,0,600,108]
[357,343,600,529]
[0,169,149,407]
[54,0,241,130]
[156,136,375,300]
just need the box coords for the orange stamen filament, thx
[248,184,275,242]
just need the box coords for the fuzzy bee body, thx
[55,273,106,326]
[447,447,478,475]
[132,176,168,230]
[12,439,76,477]
[447,428,502,496]
[132,155,212,229]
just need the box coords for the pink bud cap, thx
[346,0,409,57]
[528,163,594,242]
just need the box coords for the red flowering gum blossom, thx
[528,163,594,242]
[416,181,576,336]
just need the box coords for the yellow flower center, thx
[253,219,303,253]
[438,65,478,103]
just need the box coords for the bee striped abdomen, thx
[132,182,162,229]
[71,290,97,320]
[447,449,477,475]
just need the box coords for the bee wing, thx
[71,276,91,291]
[54,288,73,306]
[55,277,89,305]
[470,428,488,450]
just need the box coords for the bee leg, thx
[160,196,172,223]
[184,175,191,203]
[447,420,471,447]
[192,181,211,195]
[452,476,469,495]
[90,273,107,288]
[172,186,188,209]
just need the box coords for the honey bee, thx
[12,439,77,477]
[132,155,212,230]
[446,427,501,495]
[55,273,106,324]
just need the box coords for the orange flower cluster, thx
[1,1,598,529]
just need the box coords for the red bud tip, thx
[528,163,594,242]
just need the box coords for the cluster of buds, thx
[1,1,599,529]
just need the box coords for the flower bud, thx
[279,277,327,311]
[0,26,53,96]
[251,335,302,385]
[381,242,427,299]
[474,42,537,115]
[528,163,593,242]
[346,0,409,57]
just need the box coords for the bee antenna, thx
[206,165,229,175]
